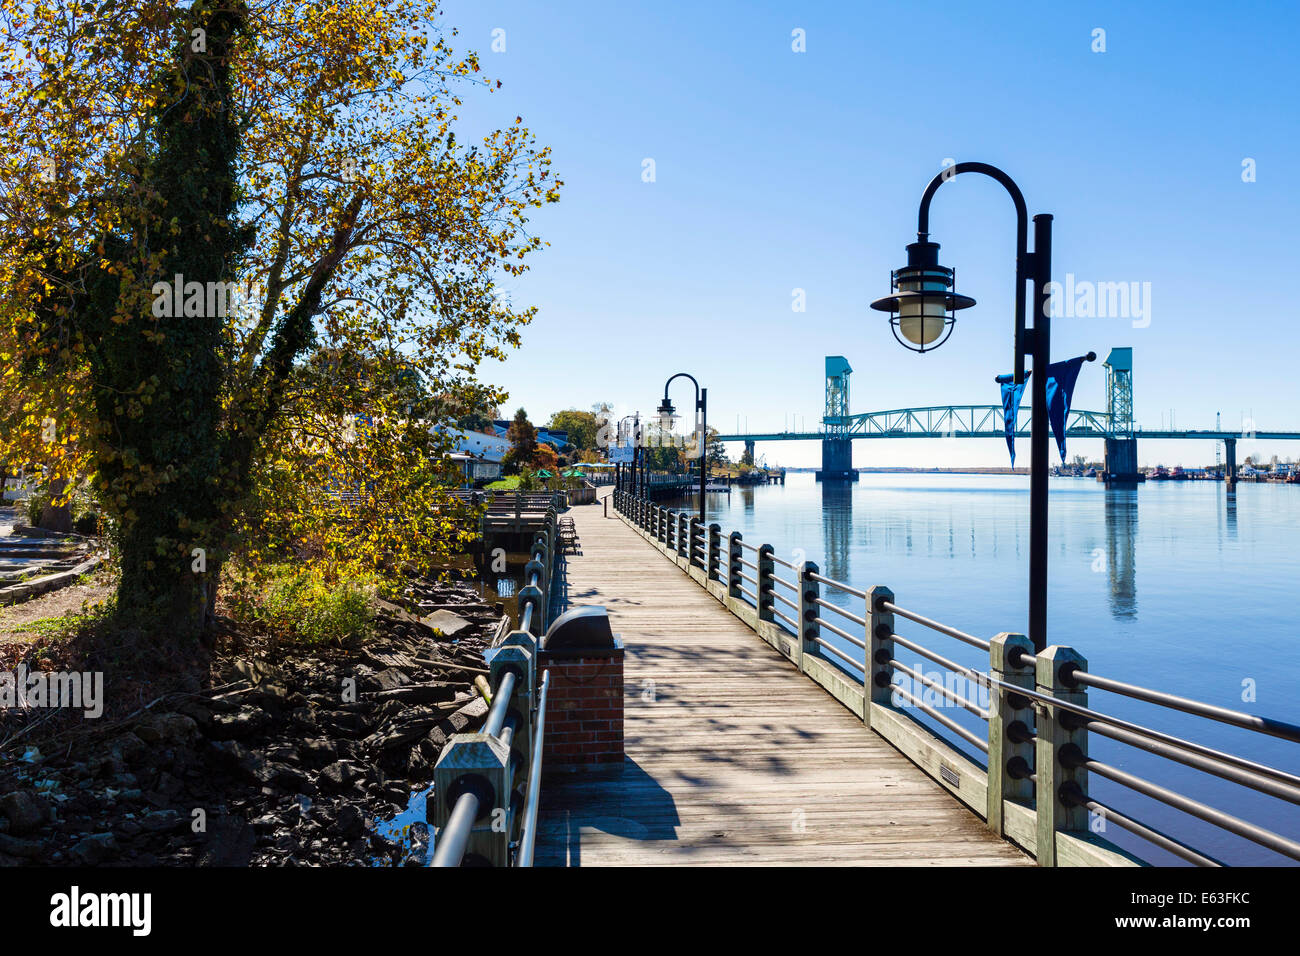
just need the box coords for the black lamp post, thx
[657,373,707,526]
[870,161,1073,652]
[616,413,640,497]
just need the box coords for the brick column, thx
[538,642,625,773]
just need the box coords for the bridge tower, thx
[1101,348,1142,483]
[816,356,858,482]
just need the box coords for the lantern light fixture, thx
[869,240,976,352]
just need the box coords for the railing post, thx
[727,532,743,599]
[1034,645,1088,866]
[518,584,544,638]
[488,629,537,787]
[677,513,690,561]
[539,523,553,607]
[707,523,721,583]
[665,508,675,551]
[757,544,775,623]
[688,516,702,569]
[795,560,819,673]
[988,632,1035,838]
[431,721,513,866]
[525,555,547,632]
[866,586,895,727]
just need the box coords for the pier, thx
[534,491,1028,865]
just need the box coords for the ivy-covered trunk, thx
[95,2,249,638]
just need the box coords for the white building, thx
[442,427,511,485]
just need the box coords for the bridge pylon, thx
[816,356,858,482]
[1101,348,1143,483]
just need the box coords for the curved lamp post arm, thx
[660,371,707,525]
[662,372,702,407]
[916,162,1032,384]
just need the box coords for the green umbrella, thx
[537,469,554,478]
[562,468,582,477]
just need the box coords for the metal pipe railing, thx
[807,571,868,600]
[483,671,517,737]
[1065,748,1300,862]
[888,631,980,686]
[811,636,867,673]
[878,600,990,651]
[1082,718,1300,806]
[812,615,866,650]
[1064,668,1300,745]
[986,673,1300,790]
[814,597,867,628]
[431,790,480,867]
[891,684,989,753]
[890,659,989,719]
[515,669,551,868]
[772,607,800,633]
[1061,786,1222,867]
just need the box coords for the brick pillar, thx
[538,642,625,773]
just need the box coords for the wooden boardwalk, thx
[536,494,1031,866]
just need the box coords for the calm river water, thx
[667,473,1299,866]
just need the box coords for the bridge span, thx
[717,351,1300,486]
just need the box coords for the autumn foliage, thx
[0,1,560,639]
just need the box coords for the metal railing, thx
[612,488,1300,867]
[430,507,560,866]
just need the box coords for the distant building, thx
[490,420,571,451]
[448,427,511,463]
[441,427,510,486]
[449,453,501,484]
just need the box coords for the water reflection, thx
[1104,487,1137,619]
[821,482,853,582]
[1225,490,1237,540]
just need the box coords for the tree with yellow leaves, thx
[0,0,559,643]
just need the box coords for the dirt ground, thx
[0,574,114,646]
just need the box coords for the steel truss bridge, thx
[715,405,1300,444]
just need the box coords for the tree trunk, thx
[38,477,73,533]
[115,511,212,641]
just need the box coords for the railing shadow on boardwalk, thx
[534,758,682,866]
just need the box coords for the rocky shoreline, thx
[0,579,507,867]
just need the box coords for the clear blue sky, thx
[439,0,1299,468]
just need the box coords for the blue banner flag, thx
[996,372,1028,466]
[1046,356,1087,462]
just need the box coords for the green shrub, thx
[244,564,379,646]
[26,488,50,526]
